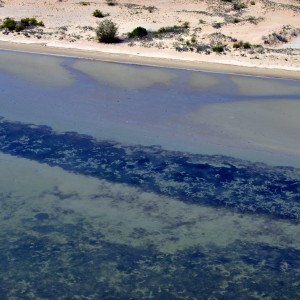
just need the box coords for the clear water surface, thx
[0,50,300,299]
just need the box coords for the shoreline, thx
[0,40,300,80]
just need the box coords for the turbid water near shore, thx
[0,50,300,299]
[1,50,300,166]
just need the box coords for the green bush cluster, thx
[128,26,148,38]
[1,17,44,32]
[212,44,225,53]
[233,41,252,49]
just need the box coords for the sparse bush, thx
[128,26,148,38]
[96,19,118,43]
[93,9,105,18]
[212,22,222,29]
[233,42,242,48]
[145,6,156,13]
[79,1,90,5]
[199,19,205,24]
[233,18,240,23]
[196,43,210,52]
[243,42,251,49]
[233,2,247,10]
[183,21,189,29]
[157,27,168,34]
[212,44,225,52]
[250,0,256,4]
[155,25,186,35]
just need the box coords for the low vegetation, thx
[93,9,108,18]
[233,2,247,10]
[233,41,252,49]
[212,44,225,52]
[106,0,117,6]
[154,24,188,36]
[0,17,44,32]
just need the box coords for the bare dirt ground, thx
[0,0,300,71]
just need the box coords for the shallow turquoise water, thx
[0,50,300,299]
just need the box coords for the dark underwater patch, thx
[1,231,300,299]
[0,118,299,222]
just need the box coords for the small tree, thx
[96,19,118,43]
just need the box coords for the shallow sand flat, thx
[230,74,300,97]
[180,99,300,158]
[73,59,177,90]
[188,71,223,89]
[0,152,299,254]
[0,50,74,87]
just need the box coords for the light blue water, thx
[0,49,300,299]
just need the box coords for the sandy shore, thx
[1,40,300,80]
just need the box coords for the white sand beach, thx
[0,0,299,77]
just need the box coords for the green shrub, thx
[157,27,167,34]
[212,45,225,53]
[233,41,251,49]
[93,9,105,18]
[79,1,90,5]
[233,42,241,48]
[183,21,189,29]
[1,18,17,31]
[1,17,44,32]
[250,0,256,4]
[128,26,148,38]
[96,19,118,43]
[191,35,197,43]
[243,42,251,49]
